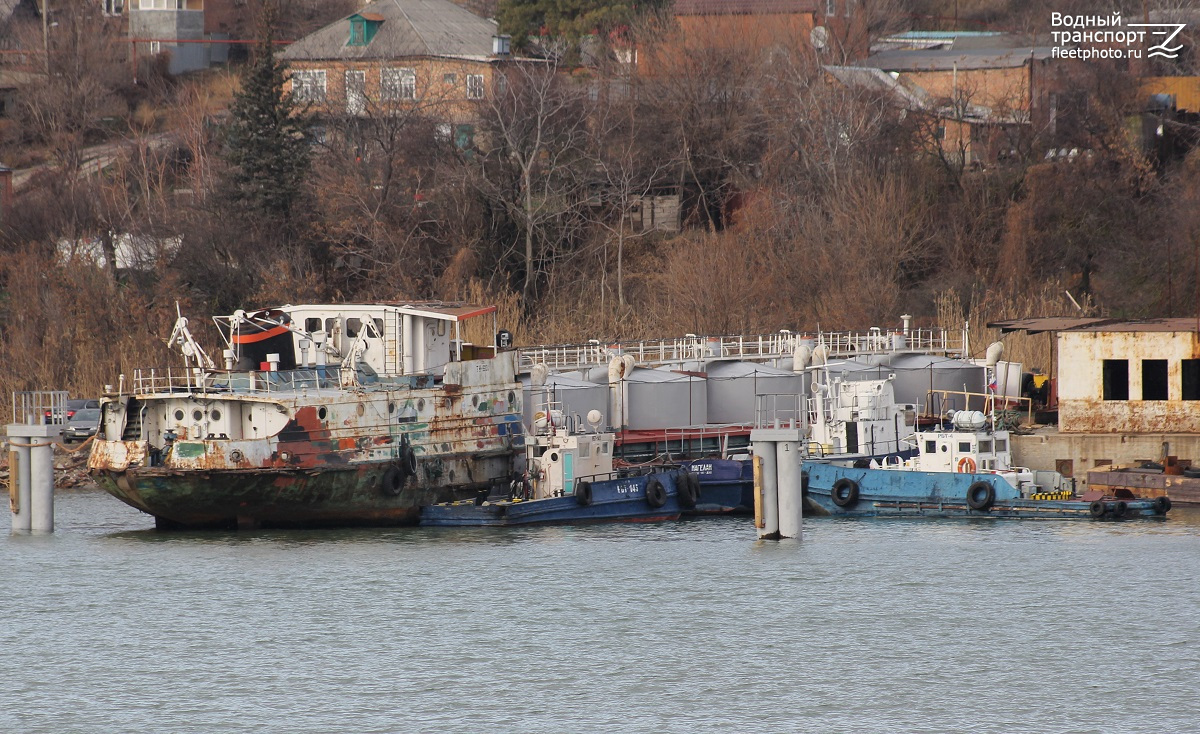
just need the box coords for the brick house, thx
[279,0,525,132]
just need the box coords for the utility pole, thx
[40,0,49,76]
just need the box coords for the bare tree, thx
[469,61,592,302]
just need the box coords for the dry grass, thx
[936,281,1095,374]
[0,249,187,423]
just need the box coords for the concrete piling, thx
[8,391,67,534]
[752,427,805,540]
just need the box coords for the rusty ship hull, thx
[89,371,523,529]
[89,300,526,530]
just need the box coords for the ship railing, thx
[10,390,69,426]
[924,389,1033,427]
[129,366,350,396]
[518,326,968,371]
[754,393,805,430]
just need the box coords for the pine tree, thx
[223,21,312,221]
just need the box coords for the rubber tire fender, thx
[801,470,809,498]
[1089,500,1106,518]
[1153,495,1172,515]
[575,480,592,506]
[677,471,699,509]
[380,465,405,497]
[1112,500,1128,519]
[645,477,667,508]
[831,478,859,508]
[404,444,418,475]
[966,481,995,511]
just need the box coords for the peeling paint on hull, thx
[93,457,509,529]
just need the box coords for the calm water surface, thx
[2,490,1199,733]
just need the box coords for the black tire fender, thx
[1112,500,1128,519]
[831,478,859,508]
[1089,500,1106,518]
[1154,496,1172,515]
[380,465,405,497]
[677,471,699,509]
[966,481,995,511]
[404,444,418,475]
[575,480,592,506]
[801,470,809,498]
[645,477,667,508]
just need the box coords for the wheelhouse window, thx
[382,68,417,101]
[1142,359,1168,400]
[1102,359,1129,400]
[1183,359,1200,400]
[291,70,327,102]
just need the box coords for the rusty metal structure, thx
[88,302,522,529]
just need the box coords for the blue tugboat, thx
[804,411,1170,520]
[419,470,688,526]
[420,403,699,526]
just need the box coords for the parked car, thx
[45,398,100,425]
[63,408,101,443]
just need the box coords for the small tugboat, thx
[88,302,525,529]
[804,410,1170,520]
[421,405,693,526]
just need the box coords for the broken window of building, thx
[1183,359,1200,400]
[1103,359,1129,400]
[1142,359,1168,401]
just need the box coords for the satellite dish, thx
[810,26,828,50]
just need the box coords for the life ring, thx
[1153,496,1172,515]
[645,477,667,508]
[831,478,859,508]
[956,457,977,474]
[1089,500,1106,518]
[380,465,405,497]
[677,471,700,509]
[575,480,593,506]
[966,481,995,511]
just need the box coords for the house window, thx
[824,0,835,15]
[291,70,327,102]
[1142,359,1168,400]
[466,74,485,100]
[1102,359,1129,400]
[443,73,457,85]
[1183,359,1200,400]
[382,68,416,101]
[349,19,366,46]
[845,0,853,16]
[104,0,123,14]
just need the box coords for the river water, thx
[2,490,1198,733]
